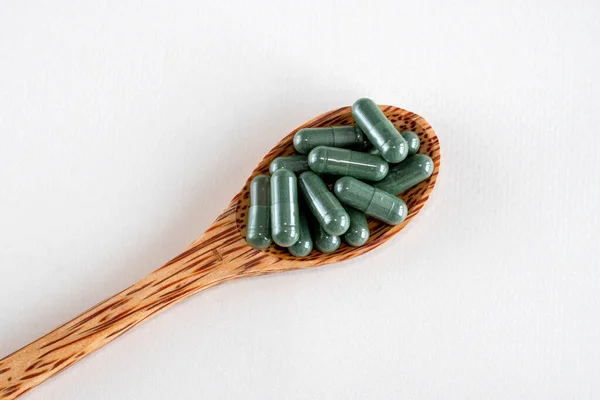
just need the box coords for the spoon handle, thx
[0,203,267,399]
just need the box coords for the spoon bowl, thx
[235,104,440,264]
[0,104,439,399]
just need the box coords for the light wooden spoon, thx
[0,104,440,399]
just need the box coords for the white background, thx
[1,0,599,399]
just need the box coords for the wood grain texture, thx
[0,105,440,399]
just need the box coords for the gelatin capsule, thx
[343,206,370,247]
[352,98,408,163]
[368,131,419,156]
[288,213,313,257]
[333,176,407,225]
[298,171,349,236]
[307,146,389,181]
[246,175,272,249]
[293,125,370,154]
[269,155,309,175]
[401,131,420,156]
[270,169,300,247]
[311,220,341,253]
[374,154,434,195]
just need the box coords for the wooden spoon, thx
[0,105,440,399]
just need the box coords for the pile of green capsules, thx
[246,98,434,256]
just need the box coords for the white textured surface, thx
[1,0,600,398]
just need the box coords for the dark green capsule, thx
[374,154,434,195]
[293,125,370,154]
[246,175,272,249]
[269,155,309,175]
[270,169,300,247]
[370,131,419,157]
[333,177,407,225]
[312,221,341,253]
[288,213,313,257]
[343,206,370,247]
[298,171,349,236]
[352,98,408,163]
[307,146,389,181]
[401,131,420,156]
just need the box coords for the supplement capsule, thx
[293,125,370,154]
[246,175,272,249]
[270,169,300,247]
[308,146,389,181]
[352,98,408,163]
[401,131,420,156]
[269,155,309,175]
[343,206,370,247]
[298,171,350,236]
[374,154,434,195]
[370,132,419,157]
[333,177,407,225]
[311,220,341,253]
[288,213,313,257]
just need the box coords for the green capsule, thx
[401,131,420,156]
[343,207,370,247]
[293,125,370,154]
[246,175,272,249]
[298,171,350,236]
[374,154,434,195]
[311,220,341,253]
[270,169,300,247]
[307,146,389,181]
[352,98,408,163]
[333,177,407,225]
[370,131,419,157]
[269,155,309,175]
[288,213,313,257]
